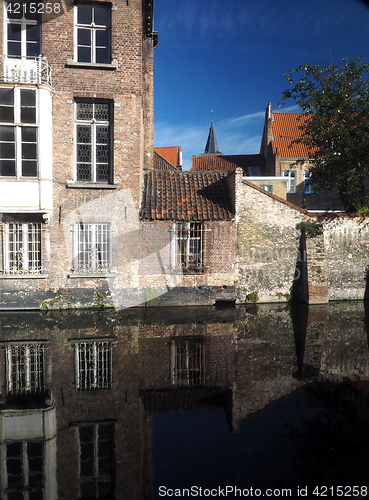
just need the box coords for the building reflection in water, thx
[0,302,368,498]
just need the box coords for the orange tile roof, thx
[153,151,181,171]
[272,113,311,158]
[140,170,234,221]
[154,146,181,167]
[190,154,266,174]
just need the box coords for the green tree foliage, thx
[280,57,369,212]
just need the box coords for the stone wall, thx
[321,215,369,300]
[235,170,309,303]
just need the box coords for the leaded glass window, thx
[75,102,111,183]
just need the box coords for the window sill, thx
[0,273,48,279]
[66,182,118,189]
[66,59,118,70]
[68,272,116,278]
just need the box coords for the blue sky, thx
[153,0,369,170]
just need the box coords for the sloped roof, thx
[154,146,181,168]
[204,120,221,154]
[140,170,234,221]
[190,154,266,175]
[272,113,311,158]
[153,151,181,171]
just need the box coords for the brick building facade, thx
[0,0,155,309]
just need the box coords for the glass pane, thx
[96,47,110,64]
[0,126,15,141]
[22,142,37,159]
[26,24,41,43]
[78,46,91,63]
[0,142,15,158]
[94,103,109,122]
[6,442,22,457]
[21,107,36,123]
[77,28,91,47]
[77,5,92,25]
[26,42,40,57]
[7,23,21,40]
[96,29,109,47]
[0,160,16,176]
[22,160,37,177]
[0,106,14,122]
[7,41,21,57]
[95,6,111,27]
[77,163,91,182]
[22,127,37,142]
[77,103,93,121]
[0,88,14,105]
[77,125,91,145]
[21,89,36,107]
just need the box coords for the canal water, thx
[0,301,368,499]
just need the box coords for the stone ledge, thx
[66,59,118,70]
[0,274,48,279]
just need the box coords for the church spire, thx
[204,114,221,154]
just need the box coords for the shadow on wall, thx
[364,267,369,302]
[291,230,308,303]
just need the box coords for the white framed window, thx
[304,170,314,194]
[6,440,44,497]
[171,338,203,386]
[75,4,111,64]
[283,170,296,193]
[78,422,115,498]
[0,87,38,177]
[72,223,111,273]
[75,101,112,183]
[259,184,273,193]
[4,343,44,394]
[5,1,42,58]
[74,341,112,390]
[174,222,205,273]
[3,222,43,274]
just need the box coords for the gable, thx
[272,113,311,158]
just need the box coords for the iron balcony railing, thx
[1,54,52,86]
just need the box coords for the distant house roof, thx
[190,154,266,175]
[154,146,182,169]
[140,170,234,221]
[153,151,181,171]
[271,113,311,158]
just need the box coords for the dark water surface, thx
[1,301,369,499]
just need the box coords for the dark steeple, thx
[204,119,222,154]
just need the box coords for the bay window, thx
[0,87,38,178]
